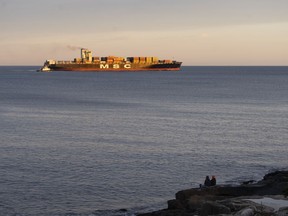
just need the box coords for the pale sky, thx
[1,0,288,66]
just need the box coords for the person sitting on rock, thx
[204,176,211,187]
[211,176,216,186]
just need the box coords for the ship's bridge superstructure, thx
[81,48,92,62]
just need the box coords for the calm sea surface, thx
[0,66,288,216]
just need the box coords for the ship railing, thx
[56,61,74,64]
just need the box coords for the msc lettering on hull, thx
[100,64,131,69]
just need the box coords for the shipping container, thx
[92,57,100,61]
[127,57,133,62]
[152,57,159,63]
[146,57,152,63]
[74,58,81,63]
[133,57,140,63]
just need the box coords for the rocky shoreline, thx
[137,170,288,216]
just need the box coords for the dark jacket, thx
[211,176,216,186]
[204,176,211,187]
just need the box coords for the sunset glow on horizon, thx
[1,0,288,66]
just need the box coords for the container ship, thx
[39,48,182,72]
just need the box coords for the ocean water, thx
[0,66,287,216]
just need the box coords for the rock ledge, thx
[137,170,288,216]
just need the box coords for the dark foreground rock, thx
[137,170,288,216]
